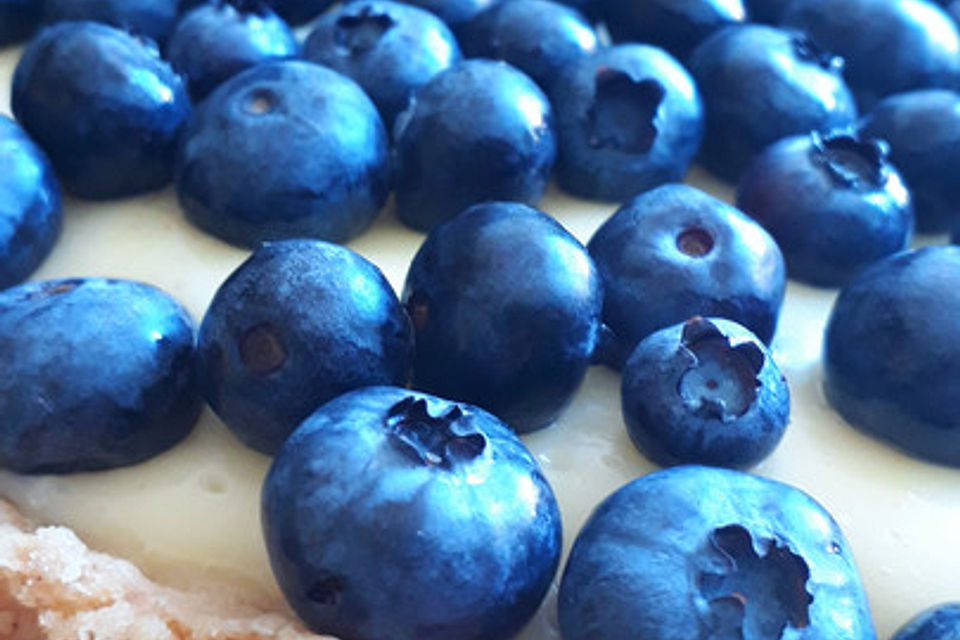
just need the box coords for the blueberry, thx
[0,115,61,290]
[621,317,789,469]
[0,0,43,45]
[459,0,598,94]
[402,201,602,433]
[392,60,555,232]
[558,465,875,640]
[782,0,960,110]
[892,604,960,640]
[166,0,298,101]
[0,278,201,474]
[551,44,703,201]
[197,239,412,455]
[736,131,913,287]
[859,89,960,233]
[44,0,180,46]
[304,0,461,130]
[397,0,498,31]
[12,21,191,199]
[262,386,562,640]
[824,246,960,467]
[176,60,390,247]
[688,24,858,182]
[588,184,785,367]
[599,0,747,61]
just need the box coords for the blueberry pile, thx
[4,0,960,638]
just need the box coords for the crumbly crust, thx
[0,500,331,640]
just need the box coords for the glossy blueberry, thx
[460,0,598,93]
[398,0,498,31]
[688,24,858,182]
[0,116,61,290]
[176,60,389,247]
[782,0,960,110]
[559,465,875,640]
[552,44,703,202]
[402,202,602,433]
[0,278,201,474]
[392,60,555,232]
[197,240,412,455]
[44,0,180,46]
[598,0,747,61]
[860,90,960,233]
[262,386,562,640]
[736,131,913,287]
[824,246,960,467]
[892,604,960,640]
[588,184,786,367]
[304,1,461,130]
[166,0,298,101]
[12,22,191,199]
[622,317,789,469]
[0,0,43,45]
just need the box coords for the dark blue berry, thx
[197,239,412,455]
[0,278,201,474]
[176,60,389,247]
[44,0,180,46]
[12,21,191,199]
[558,465,875,640]
[402,201,603,433]
[262,386,562,640]
[824,246,960,467]
[392,60,555,232]
[0,115,61,290]
[621,317,790,469]
[736,130,913,287]
[892,604,960,640]
[0,0,43,45]
[552,44,703,201]
[304,0,461,130]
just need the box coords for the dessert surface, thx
[1,44,959,639]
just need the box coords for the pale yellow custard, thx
[1,44,960,640]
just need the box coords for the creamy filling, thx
[2,47,960,639]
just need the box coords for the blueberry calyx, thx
[811,131,889,190]
[677,226,715,257]
[23,279,81,301]
[335,6,396,55]
[790,34,844,74]
[678,318,764,422]
[385,396,486,468]
[239,322,287,374]
[587,68,664,153]
[699,524,813,640]
[244,88,279,115]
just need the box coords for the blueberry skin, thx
[304,1,461,130]
[197,240,412,455]
[176,60,390,247]
[392,60,555,232]
[688,24,858,183]
[44,0,180,46]
[824,246,960,467]
[736,131,913,287]
[0,278,201,474]
[558,465,876,640]
[892,604,960,640]
[402,202,602,433]
[598,0,747,61]
[166,1,298,101]
[12,22,191,200]
[622,317,790,469]
[782,0,960,111]
[459,0,598,94]
[860,90,960,234]
[398,0,498,30]
[588,184,786,367]
[0,0,43,45]
[0,116,61,290]
[262,386,562,640]
[552,44,703,202]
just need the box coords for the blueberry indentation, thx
[239,322,287,373]
[23,279,81,301]
[385,396,486,468]
[677,227,715,257]
[678,318,763,421]
[811,132,887,189]
[334,7,396,55]
[699,524,813,640]
[244,88,277,115]
[587,69,665,153]
[790,34,844,74]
